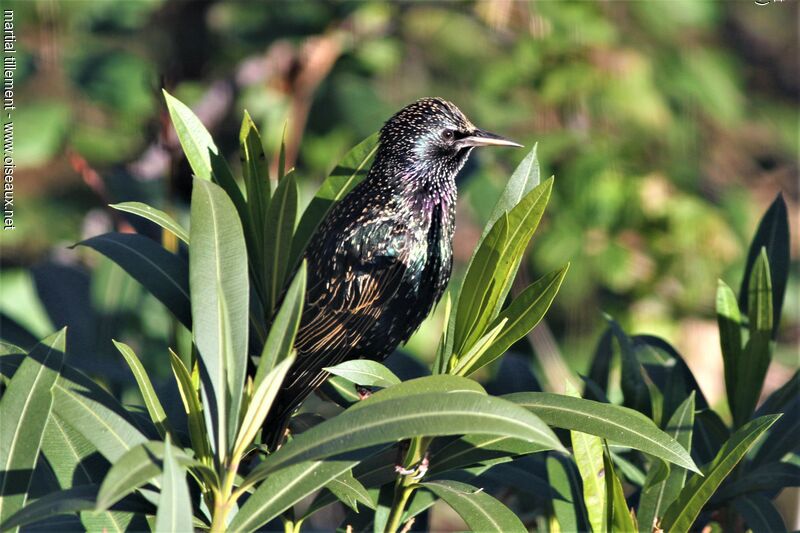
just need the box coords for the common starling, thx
[265,98,520,447]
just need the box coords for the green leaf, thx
[420,479,526,533]
[190,178,249,457]
[110,202,189,244]
[168,349,211,465]
[239,110,270,296]
[713,462,800,503]
[0,329,65,527]
[263,171,298,315]
[734,494,787,533]
[484,144,540,235]
[750,397,799,467]
[637,392,695,533]
[451,318,508,376]
[154,437,193,533]
[506,392,699,472]
[96,441,207,512]
[464,264,569,375]
[739,193,790,337]
[661,415,780,533]
[113,340,173,441]
[77,233,191,328]
[346,375,485,413]
[454,178,553,357]
[717,279,742,422]
[163,89,218,181]
[433,292,454,374]
[430,434,550,475]
[547,453,589,533]
[603,446,635,532]
[246,390,563,483]
[52,366,148,463]
[230,459,360,531]
[568,389,607,533]
[324,469,374,513]
[323,360,401,388]
[732,249,772,428]
[233,356,294,458]
[755,369,798,417]
[255,263,306,382]
[290,132,379,267]
[608,317,651,416]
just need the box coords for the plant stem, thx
[383,437,430,533]
[210,455,241,533]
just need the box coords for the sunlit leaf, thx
[110,202,189,244]
[163,89,217,181]
[323,360,401,389]
[154,437,194,533]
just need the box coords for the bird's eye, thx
[442,129,455,141]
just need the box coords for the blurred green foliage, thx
[1,0,797,400]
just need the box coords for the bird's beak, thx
[458,129,523,148]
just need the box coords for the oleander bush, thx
[0,93,795,532]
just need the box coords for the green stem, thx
[210,456,241,533]
[384,437,430,533]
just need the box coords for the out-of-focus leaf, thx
[77,233,191,328]
[168,349,211,465]
[713,462,800,503]
[233,356,294,458]
[430,434,550,475]
[506,392,698,472]
[586,328,614,401]
[255,263,306,382]
[246,391,562,483]
[110,202,189,244]
[608,317,651,417]
[291,132,379,267]
[733,249,772,428]
[637,393,695,533]
[603,447,635,532]
[739,194,789,336]
[113,340,173,441]
[263,171,298,314]
[467,265,568,375]
[323,360,401,389]
[693,408,730,466]
[734,494,787,533]
[0,329,65,526]
[190,178,249,457]
[755,369,798,417]
[717,279,742,421]
[420,479,526,533]
[163,89,217,181]
[154,437,193,533]
[547,453,590,533]
[662,415,780,533]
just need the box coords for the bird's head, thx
[378,97,521,178]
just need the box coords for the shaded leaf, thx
[734,494,787,533]
[662,415,780,533]
[168,349,211,465]
[77,233,191,328]
[263,171,298,315]
[604,446,635,532]
[420,479,526,533]
[547,453,589,533]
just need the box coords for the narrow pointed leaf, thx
[452,318,508,376]
[230,459,361,531]
[661,414,780,533]
[255,263,306,382]
[77,233,191,328]
[168,349,211,465]
[190,178,249,456]
[246,391,563,483]
[717,280,742,420]
[506,392,699,472]
[604,447,635,532]
[751,396,799,467]
[421,479,526,533]
[233,356,295,457]
[0,329,65,525]
[739,193,790,336]
[291,132,379,266]
[467,265,569,375]
[263,171,298,314]
[637,393,695,533]
[154,438,193,533]
[110,202,189,244]
[713,462,800,503]
[324,469,374,513]
[323,360,401,388]
[345,375,485,413]
[163,89,218,181]
[484,143,540,235]
[735,494,787,533]
[430,434,550,475]
[113,340,173,440]
[547,453,589,533]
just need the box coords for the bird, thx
[264,97,521,449]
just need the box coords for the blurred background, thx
[0,0,797,458]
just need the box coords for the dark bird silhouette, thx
[265,97,520,448]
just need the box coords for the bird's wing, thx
[286,222,410,389]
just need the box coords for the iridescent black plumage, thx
[265,98,520,447]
